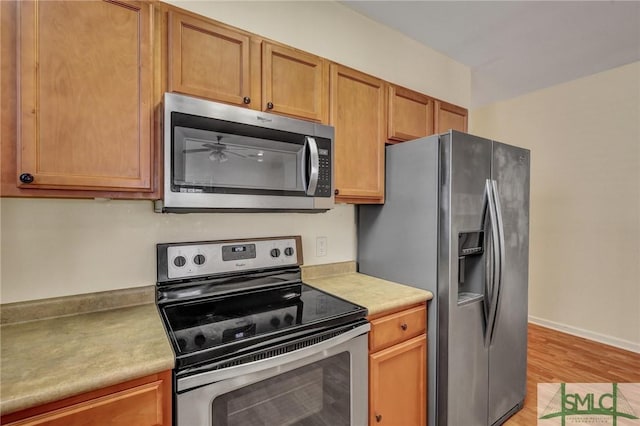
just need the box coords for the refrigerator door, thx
[358,136,440,426]
[440,131,493,426]
[488,142,530,425]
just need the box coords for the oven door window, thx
[173,126,306,196]
[211,352,350,426]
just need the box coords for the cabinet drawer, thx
[369,305,426,352]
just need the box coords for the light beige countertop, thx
[0,261,430,416]
[0,302,174,416]
[302,262,433,316]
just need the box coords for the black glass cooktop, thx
[159,280,366,370]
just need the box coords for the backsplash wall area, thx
[0,198,356,303]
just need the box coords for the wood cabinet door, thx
[2,371,172,426]
[370,335,427,426]
[262,42,328,123]
[6,382,165,426]
[168,11,254,107]
[330,64,385,203]
[435,100,468,133]
[18,0,153,191]
[387,85,434,142]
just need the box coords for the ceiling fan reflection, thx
[182,136,264,163]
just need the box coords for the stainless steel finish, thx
[358,136,439,426]
[481,182,492,331]
[484,179,501,347]
[488,142,529,426]
[301,137,309,191]
[177,323,370,392]
[176,326,370,426]
[305,136,320,196]
[359,131,530,426]
[163,238,299,281]
[489,179,506,345]
[160,92,335,212]
[445,132,492,426]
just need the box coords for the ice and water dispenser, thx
[457,231,485,305]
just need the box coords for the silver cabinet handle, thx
[305,136,319,195]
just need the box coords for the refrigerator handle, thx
[489,180,506,344]
[484,179,501,347]
[481,182,492,327]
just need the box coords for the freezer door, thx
[358,136,440,426]
[440,131,493,426]
[488,142,530,425]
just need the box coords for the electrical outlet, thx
[316,236,327,257]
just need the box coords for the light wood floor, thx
[504,323,640,425]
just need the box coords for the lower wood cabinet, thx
[368,304,427,426]
[1,371,172,426]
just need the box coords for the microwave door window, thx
[173,127,305,195]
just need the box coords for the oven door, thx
[175,324,369,426]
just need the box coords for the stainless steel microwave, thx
[155,93,334,213]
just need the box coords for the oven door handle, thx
[177,323,370,392]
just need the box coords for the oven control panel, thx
[159,237,301,281]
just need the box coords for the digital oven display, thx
[222,244,257,261]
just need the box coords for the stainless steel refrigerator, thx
[359,131,530,426]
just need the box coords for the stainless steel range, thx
[156,236,369,426]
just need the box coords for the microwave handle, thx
[300,139,308,191]
[305,137,320,196]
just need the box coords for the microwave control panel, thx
[315,138,332,197]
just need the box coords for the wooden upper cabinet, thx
[330,64,385,204]
[435,100,468,133]
[18,0,153,191]
[262,41,328,122]
[387,84,434,142]
[168,11,256,107]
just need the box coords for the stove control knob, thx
[270,248,281,258]
[284,247,294,256]
[173,256,186,267]
[194,333,206,347]
[284,313,294,324]
[270,316,281,327]
[193,254,206,265]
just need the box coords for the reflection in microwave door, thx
[182,135,265,163]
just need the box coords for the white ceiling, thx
[341,1,640,107]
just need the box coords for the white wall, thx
[470,62,640,350]
[0,199,356,303]
[0,1,470,304]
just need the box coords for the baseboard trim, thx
[528,315,640,354]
